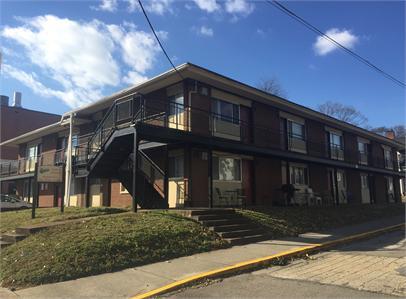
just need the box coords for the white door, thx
[360,174,371,204]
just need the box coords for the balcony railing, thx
[0,149,66,178]
[70,95,398,172]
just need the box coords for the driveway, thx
[168,229,406,298]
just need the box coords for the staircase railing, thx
[137,149,165,197]
[87,95,145,162]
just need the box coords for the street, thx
[168,229,406,298]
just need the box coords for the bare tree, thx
[257,77,286,97]
[317,101,368,127]
[370,125,405,142]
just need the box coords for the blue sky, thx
[1,0,404,128]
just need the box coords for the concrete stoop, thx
[188,209,270,246]
[0,232,28,248]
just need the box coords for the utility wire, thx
[138,0,183,80]
[266,0,405,88]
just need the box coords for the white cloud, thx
[313,28,358,56]
[125,0,173,15]
[96,0,118,12]
[2,64,99,107]
[1,15,163,108]
[193,0,220,13]
[199,26,214,37]
[224,0,254,18]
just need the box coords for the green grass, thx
[0,212,227,289]
[0,207,127,234]
[237,203,405,238]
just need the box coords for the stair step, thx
[189,209,235,216]
[219,228,265,239]
[1,233,28,243]
[226,234,271,246]
[201,218,249,227]
[210,223,258,232]
[0,240,14,249]
[192,214,241,221]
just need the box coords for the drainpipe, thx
[64,112,74,207]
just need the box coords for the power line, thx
[138,0,183,80]
[266,0,405,88]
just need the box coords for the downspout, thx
[64,112,74,207]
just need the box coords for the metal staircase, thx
[73,95,169,208]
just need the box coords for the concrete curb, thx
[131,223,404,299]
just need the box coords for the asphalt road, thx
[167,229,406,298]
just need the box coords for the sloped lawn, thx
[0,212,227,289]
[237,203,405,238]
[0,207,127,234]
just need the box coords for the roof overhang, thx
[33,62,403,150]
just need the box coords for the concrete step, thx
[210,223,258,232]
[1,233,28,243]
[218,228,265,239]
[0,240,13,249]
[189,209,235,216]
[226,234,271,246]
[192,214,242,221]
[201,218,250,227]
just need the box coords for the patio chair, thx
[215,188,229,207]
[236,188,247,207]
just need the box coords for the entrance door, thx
[328,169,347,204]
[360,174,371,204]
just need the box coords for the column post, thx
[132,130,139,212]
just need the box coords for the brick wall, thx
[254,157,282,205]
[252,102,280,149]
[306,120,327,158]
[110,180,132,208]
[308,164,328,195]
[346,169,362,204]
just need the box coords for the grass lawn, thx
[0,207,127,234]
[237,203,405,238]
[0,212,227,289]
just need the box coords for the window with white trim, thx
[289,165,308,185]
[212,99,240,124]
[288,120,305,140]
[213,156,241,181]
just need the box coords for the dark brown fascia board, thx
[60,62,402,149]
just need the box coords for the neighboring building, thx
[0,63,403,209]
[0,92,60,195]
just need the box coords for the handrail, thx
[138,149,165,176]
[76,95,398,173]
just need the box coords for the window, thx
[40,183,48,191]
[329,133,343,149]
[328,131,344,160]
[384,148,393,169]
[169,155,184,178]
[288,121,305,140]
[120,183,128,194]
[213,156,241,181]
[289,165,308,185]
[212,99,240,124]
[358,140,369,164]
[168,93,184,116]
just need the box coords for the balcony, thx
[70,95,398,173]
[0,149,66,179]
[330,145,344,161]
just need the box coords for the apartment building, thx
[0,63,403,210]
[0,92,60,196]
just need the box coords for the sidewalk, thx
[1,215,404,299]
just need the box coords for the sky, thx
[1,0,405,128]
